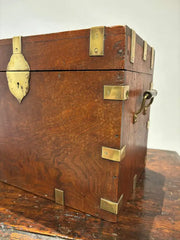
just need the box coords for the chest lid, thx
[0,25,154,74]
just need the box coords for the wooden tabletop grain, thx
[0,149,179,240]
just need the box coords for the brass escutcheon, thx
[6,36,30,103]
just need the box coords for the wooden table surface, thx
[0,149,179,240]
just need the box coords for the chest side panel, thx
[0,70,125,222]
[118,71,153,207]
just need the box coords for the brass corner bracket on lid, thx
[151,47,155,69]
[89,26,105,56]
[143,41,147,61]
[130,29,136,63]
[6,36,30,103]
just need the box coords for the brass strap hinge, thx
[104,85,129,101]
[89,26,105,56]
[55,188,64,205]
[100,194,123,214]
[102,145,126,162]
[130,29,136,63]
[6,36,30,103]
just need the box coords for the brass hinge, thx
[102,145,126,162]
[100,194,123,214]
[55,188,64,205]
[130,29,136,63]
[151,47,155,69]
[143,41,147,61]
[6,36,30,103]
[89,26,105,56]
[104,85,129,101]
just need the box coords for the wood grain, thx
[0,70,125,222]
[118,71,152,203]
[0,26,153,74]
[0,149,179,240]
[0,25,155,222]
[0,69,154,222]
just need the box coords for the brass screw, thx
[94,48,98,53]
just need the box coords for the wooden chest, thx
[0,26,157,222]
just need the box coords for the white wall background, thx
[0,0,180,154]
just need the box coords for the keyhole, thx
[17,82,19,88]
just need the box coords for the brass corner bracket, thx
[55,188,64,205]
[6,36,30,103]
[100,194,123,214]
[101,145,126,162]
[151,47,155,69]
[143,41,147,61]
[130,29,136,63]
[89,26,105,56]
[104,85,129,101]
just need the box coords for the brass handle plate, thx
[133,89,157,123]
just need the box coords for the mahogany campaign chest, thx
[0,25,157,222]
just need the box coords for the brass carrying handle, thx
[133,89,157,123]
